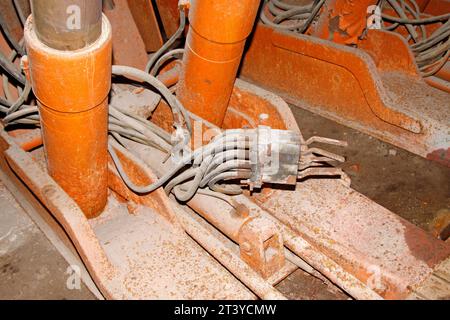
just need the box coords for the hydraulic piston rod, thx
[25,1,111,218]
[30,0,103,50]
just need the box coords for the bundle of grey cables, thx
[260,0,325,33]
[108,67,253,203]
[3,63,348,203]
[109,128,253,202]
[381,0,449,77]
[0,42,34,125]
[0,0,35,124]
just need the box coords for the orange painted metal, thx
[155,0,180,37]
[422,0,450,15]
[312,0,377,45]
[104,0,148,69]
[176,0,261,127]
[240,24,450,165]
[421,0,450,91]
[127,0,164,52]
[0,0,24,47]
[425,75,450,94]
[24,16,112,218]
[0,28,20,102]
[8,128,43,152]
[157,61,182,88]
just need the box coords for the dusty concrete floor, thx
[0,105,448,300]
[0,182,95,299]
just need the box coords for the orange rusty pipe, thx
[312,0,378,45]
[24,16,112,219]
[176,0,260,127]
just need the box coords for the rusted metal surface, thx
[256,180,450,299]
[157,61,182,88]
[107,141,181,229]
[427,62,450,93]
[222,79,449,299]
[134,78,383,299]
[154,0,180,38]
[226,80,445,302]
[179,200,300,287]
[24,15,112,218]
[238,194,383,300]
[408,256,450,299]
[0,0,25,48]
[90,197,255,299]
[238,216,286,279]
[104,0,148,69]
[1,131,116,299]
[8,128,42,152]
[430,209,450,241]
[226,80,448,299]
[422,0,450,15]
[96,141,257,299]
[1,0,449,300]
[186,194,252,241]
[176,0,261,126]
[172,204,286,300]
[0,127,258,299]
[126,0,164,52]
[180,182,286,279]
[227,80,296,131]
[110,84,161,120]
[240,24,450,165]
[2,72,448,299]
[312,0,377,45]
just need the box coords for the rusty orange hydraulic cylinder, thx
[312,0,378,45]
[176,0,260,127]
[24,16,112,218]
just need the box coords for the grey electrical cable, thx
[2,49,18,103]
[261,0,325,33]
[420,50,449,77]
[109,136,190,194]
[3,105,37,123]
[112,65,192,136]
[299,0,325,33]
[0,96,11,108]
[386,0,419,41]
[109,129,253,199]
[0,50,26,85]
[379,0,449,77]
[0,12,25,56]
[145,7,186,74]
[6,80,31,114]
[109,105,172,152]
[112,103,173,144]
[382,12,450,25]
[150,48,185,76]
[13,0,27,26]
